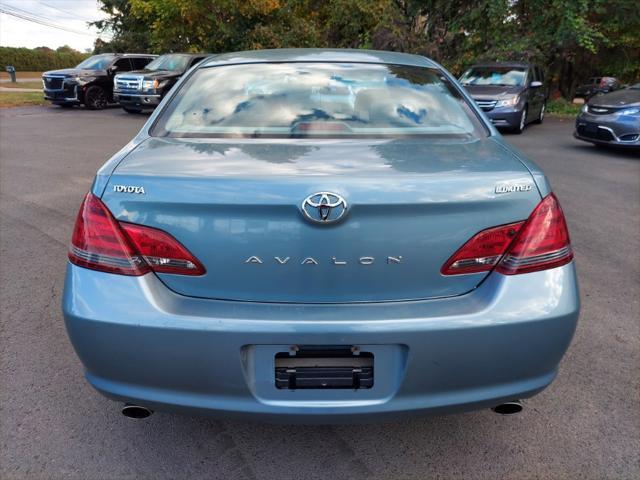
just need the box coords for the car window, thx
[152,62,486,139]
[190,56,208,68]
[460,66,527,87]
[113,58,133,72]
[131,57,153,70]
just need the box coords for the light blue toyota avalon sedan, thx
[62,49,579,421]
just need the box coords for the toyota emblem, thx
[301,192,348,224]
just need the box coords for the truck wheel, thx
[85,86,108,110]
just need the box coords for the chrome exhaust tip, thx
[492,401,523,415]
[121,403,153,419]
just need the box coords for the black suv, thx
[113,53,210,113]
[459,62,548,133]
[42,53,157,109]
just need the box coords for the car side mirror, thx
[530,81,543,88]
[108,66,118,75]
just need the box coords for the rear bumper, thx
[62,262,580,422]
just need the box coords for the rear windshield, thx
[151,63,485,139]
[146,54,191,72]
[460,66,526,87]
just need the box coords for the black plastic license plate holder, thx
[274,346,374,390]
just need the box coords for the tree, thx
[94,0,640,98]
[91,0,153,53]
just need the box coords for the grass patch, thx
[0,71,43,80]
[1,81,43,89]
[547,98,582,117]
[0,91,47,108]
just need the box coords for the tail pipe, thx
[492,401,523,415]
[121,403,153,419]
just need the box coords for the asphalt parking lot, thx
[1,106,638,480]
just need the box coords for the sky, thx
[0,0,109,52]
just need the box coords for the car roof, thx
[157,53,210,57]
[200,49,437,68]
[468,61,533,69]
[118,54,158,58]
[95,53,157,58]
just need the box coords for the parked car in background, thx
[460,62,547,133]
[574,77,622,101]
[113,53,210,113]
[63,49,579,421]
[42,53,157,109]
[574,83,640,148]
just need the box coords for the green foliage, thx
[0,46,88,71]
[93,0,640,99]
[546,98,582,117]
[91,0,152,53]
[124,0,324,52]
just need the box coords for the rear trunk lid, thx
[102,136,540,303]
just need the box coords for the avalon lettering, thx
[245,256,403,265]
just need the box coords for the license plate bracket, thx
[275,346,374,390]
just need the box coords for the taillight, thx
[442,193,573,276]
[440,222,524,275]
[69,193,148,275]
[69,193,205,276]
[119,222,205,275]
[496,193,572,274]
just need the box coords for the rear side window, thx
[152,62,485,139]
